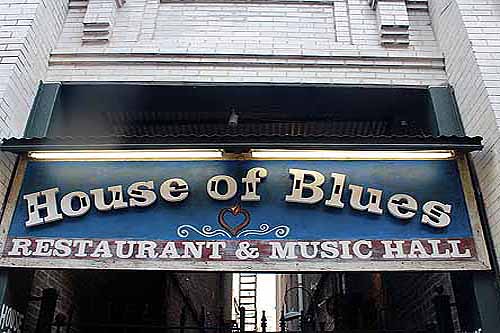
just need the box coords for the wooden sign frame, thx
[0,153,490,272]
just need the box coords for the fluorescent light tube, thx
[250,150,454,160]
[28,150,223,161]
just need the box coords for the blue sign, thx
[8,159,471,239]
[0,158,489,271]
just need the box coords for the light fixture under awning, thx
[27,149,455,161]
[28,149,223,161]
[250,149,455,160]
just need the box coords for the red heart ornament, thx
[218,203,251,236]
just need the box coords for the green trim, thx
[473,272,500,333]
[0,270,8,305]
[429,86,466,136]
[24,83,61,138]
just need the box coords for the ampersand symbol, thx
[235,242,259,260]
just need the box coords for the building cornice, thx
[49,50,445,70]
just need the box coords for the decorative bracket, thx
[82,0,126,44]
[368,0,409,46]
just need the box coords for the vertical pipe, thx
[239,306,246,333]
[35,288,58,333]
[200,306,206,333]
[300,310,305,333]
[65,306,73,333]
[180,305,187,333]
[297,274,304,313]
[433,286,453,333]
[218,306,224,333]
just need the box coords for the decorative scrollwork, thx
[177,225,232,238]
[236,224,290,238]
[177,223,290,239]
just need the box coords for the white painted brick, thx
[0,0,67,214]
[430,0,500,269]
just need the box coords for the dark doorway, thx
[5,270,482,332]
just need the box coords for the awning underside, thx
[1,134,483,152]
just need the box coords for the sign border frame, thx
[0,153,491,272]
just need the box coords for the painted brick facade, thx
[0,0,67,214]
[1,0,500,329]
[429,0,500,268]
[35,0,500,272]
[44,0,447,86]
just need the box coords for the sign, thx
[0,155,489,271]
[0,304,24,333]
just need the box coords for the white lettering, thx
[182,242,205,258]
[7,239,32,256]
[24,188,63,227]
[428,239,451,258]
[320,241,340,258]
[241,167,268,201]
[128,181,157,207]
[381,240,407,259]
[73,240,93,257]
[32,239,54,257]
[135,241,158,259]
[206,242,226,259]
[285,169,324,204]
[353,240,372,259]
[448,240,471,258]
[160,178,189,202]
[54,239,73,257]
[422,201,452,228]
[90,241,113,258]
[90,185,128,211]
[116,241,137,259]
[349,185,383,215]
[339,240,353,259]
[408,240,430,259]
[325,173,346,208]
[159,242,181,258]
[269,242,297,259]
[206,175,238,201]
[298,241,320,259]
[387,194,418,220]
[60,191,91,217]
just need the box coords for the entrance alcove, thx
[8,269,481,332]
[17,269,232,333]
[277,272,480,333]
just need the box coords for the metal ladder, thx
[238,273,257,331]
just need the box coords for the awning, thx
[1,134,483,152]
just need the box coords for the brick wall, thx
[0,0,67,212]
[384,273,461,331]
[0,2,68,328]
[429,0,500,268]
[45,0,447,86]
[23,270,79,333]
[277,272,460,331]
[154,2,336,47]
[171,273,230,328]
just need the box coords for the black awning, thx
[0,134,483,152]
